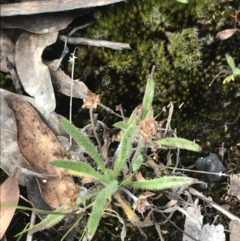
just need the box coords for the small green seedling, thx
[223,54,240,84]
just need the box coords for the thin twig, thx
[188,187,240,222]
[26,211,36,241]
[69,48,77,146]
[98,102,123,119]
[166,166,229,177]
[59,35,131,50]
[56,23,93,70]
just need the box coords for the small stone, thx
[195,153,226,182]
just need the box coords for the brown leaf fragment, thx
[1,10,88,34]
[82,90,100,109]
[1,0,125,17]
[15,32,58,112]
[0,89,30,186]
[228,174,240,200]
[5,94,80,210]
[0,171,19,239]
[215,29,239,40]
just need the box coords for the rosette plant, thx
[49,67,201,240]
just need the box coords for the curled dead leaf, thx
[215,29,239,40]
[5,94,80,210]
[15,31,58,112]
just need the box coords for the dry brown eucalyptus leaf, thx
[47,59,89,99]
[0,171,19,239]
[15,32,58,112]
[215,29,239,40]
[1,0,125,17]
[1,10,88,34]
[5,94,80,209]
[0,89,30,186]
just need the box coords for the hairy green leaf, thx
[60,117,105,172]
[113,123,137,177]
[155,137,202,152]
[87,181,118,240]
[233,68,240,76]
[16,207,66,237]
[131,176,197,190]
[113,121,129,130]
[142,76,155,120]
[51,160,106,184]
[225,54,236,70]
[132,154,144,172]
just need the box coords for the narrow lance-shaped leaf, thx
[113,123,137,177]
[60,117,105,172]
[132,154,144,172]
[113,121,129,130]
[131,176,198,190]
[141,76,155,120]
[127,108,138,124]
[155,137,202,152]
[87,181,118,241]
[225,54,236,71]
[51,160,107,184]
[16,207,66,237]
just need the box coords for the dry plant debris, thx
[0,171,19,239]
[228,174,240,200]
[5,95,80,210]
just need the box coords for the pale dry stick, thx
[98,102,123,119]
[188,187,240,223]
[59,35,131,50]
[26,211,36,241]
[166,166,229,178]
[69,48,77,146]
[56,23,93,70]
[152,206,199,241]
[209,68,229,87]
[155,223,165,241]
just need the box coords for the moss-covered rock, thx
[73,0,240,148]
